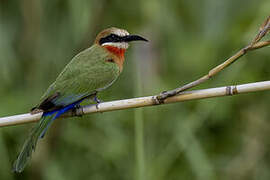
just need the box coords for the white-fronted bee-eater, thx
[13,27,148,172]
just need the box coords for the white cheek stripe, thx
[102,42,129,49]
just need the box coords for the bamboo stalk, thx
[1,80,270,127]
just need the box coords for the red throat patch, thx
[103,45,126,72]
[104,45,126,59]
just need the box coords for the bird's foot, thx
[93,96,103,109]
[75,104,81,109]
[73,104,82,117]
[93,96,103,104]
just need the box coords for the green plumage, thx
[13,44,121,172]
[41,44,120,107]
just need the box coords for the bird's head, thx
[95,27,148,59]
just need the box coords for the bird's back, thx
[34,44,121,112]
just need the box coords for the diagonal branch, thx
[156,15,270,103]
[1,80,270,127]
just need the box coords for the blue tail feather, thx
[39,100,82,138]
[13,100,84,173]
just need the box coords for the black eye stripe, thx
[99,34,123,45]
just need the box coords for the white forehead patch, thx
[102,42,129,49]
[113,29,129,37]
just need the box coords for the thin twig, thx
[156,15,270,103]
[1,80,270,127]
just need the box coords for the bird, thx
[13,27,148,173]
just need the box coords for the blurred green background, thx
[1,0,270,179]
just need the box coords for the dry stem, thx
[157,15,270,103]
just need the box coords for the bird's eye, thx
[110,34,120,42]
[99,34,121,45]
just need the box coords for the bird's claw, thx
[74,104,81,109]
[73,104,82,117]
[93,96,103,110]
[93,96,103,104]
[95,104,99,109]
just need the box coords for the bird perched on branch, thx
[13,27,148,173]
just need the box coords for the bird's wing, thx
[33,45,120,112]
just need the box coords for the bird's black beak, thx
[122,35,148,42]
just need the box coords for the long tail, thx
[12,102,79,173]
